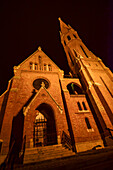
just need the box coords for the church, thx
[0,18,113,160]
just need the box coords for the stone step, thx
[24,150,75,159]
[24,144,64,152]
[24,147,72,155]
[23,144,75,164]
[24,144,72,154]
[24,152,75,164]
[24,145,70,155]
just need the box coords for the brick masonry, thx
[0,19,113,155]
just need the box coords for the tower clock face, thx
[33,78,49,90]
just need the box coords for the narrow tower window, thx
[67,35,71,41]
[30,62,33,70]
[68,52,74,65]
[35,63,38,70]
[44,64,47,71]
[80,45,88,58]
[48,64,52,71]
[82,102,87,110]
[85,117,92,129]
[77,102,82,111]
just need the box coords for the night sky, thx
[0,0,113,95]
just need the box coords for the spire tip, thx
[58,17,61,21]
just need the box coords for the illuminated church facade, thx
[0,18,113,156]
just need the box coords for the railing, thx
[61,131,72,150]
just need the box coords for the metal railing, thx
[61,131,72,150]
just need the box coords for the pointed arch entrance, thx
[33,103,57,147]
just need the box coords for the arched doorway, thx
[33,103,57,147]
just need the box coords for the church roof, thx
[14,46,62,72]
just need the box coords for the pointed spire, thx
[58,17,70,34]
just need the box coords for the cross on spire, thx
[41,82,45,88]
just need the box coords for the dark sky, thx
[0,0,113,95]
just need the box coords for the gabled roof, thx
[15,46,61,71]
[23,83,63,116]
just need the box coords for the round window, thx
[33,78,49,90]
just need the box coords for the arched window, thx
[30,62,33,70]
[67,83,83,95]
[67,83,76,94]
[39,56,41,63]
[35,112,47,122]
[82,102,87,110]
[44,64,47,71]
[33,78,50,90]
[35,63,38,70]
[48,64,52,71]
[85,117,92,129]
[77,102,82,111]
[67,35,71,41]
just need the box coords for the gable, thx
[14,47,61,73]
[23,85,63,116]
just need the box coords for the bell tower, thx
[59,18,113,146]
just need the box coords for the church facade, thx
[0,19,113,155]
